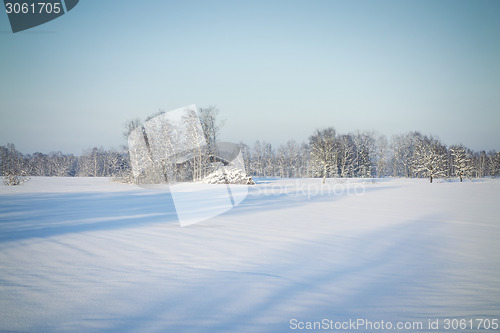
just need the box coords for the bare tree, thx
[123,119,143,139]
[199,106,224,162]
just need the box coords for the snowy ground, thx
[0,177,499,332]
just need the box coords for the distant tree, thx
[413,136,447,183]
[473,151,488,178]
[251,140,263,176]
[123,118,143,139]
[337,134,355,178]
[145,110,165,122]
[100,149,122,177]
[285,140,301,178]
[276,144,287,178]
[390,132,421,178]
[199,106,224,161]
[183,108,208,181]
[298,142,310,178]
[352,131,375,178]
[309,127,337,183]
[449,145,474,182]
[375,134,389,177]
[490,151,500,178]
[126,109,196,183]
[32,152,50,176]
[47,151,77,176]
[78,147,106,177]
[262,142,275,177]
[238,142,251,176]
[0,143,29,185]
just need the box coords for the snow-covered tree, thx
[101,150,122,177]
[352,131,375,178]
[298,142,310,178]
[309,127,337,183]
[337,134,355,178]
[237,142,251,177]
[473,151,488,178]
[0,143,29,185]
[47,151,77,176]
[490,151,500,178]
[262,142,275,177]
[450,145,474,182]
[285,140,301,178]
[251,140,263,176]
[249,141,275,177]
[390,132,421,178]
[375,134,389,177]
[125,106,211,184]
[276,144,288,178]
[412,136,447,183]
[182,108,208,181]
[144,112,178,182]
[78,147,104,177]
[26,152,48,176]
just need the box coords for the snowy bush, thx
[201,167,255,185]
[111,171,136,184]
[3,175,30,186]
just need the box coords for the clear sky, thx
[1,0,499,154]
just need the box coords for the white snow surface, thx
[0,177,499,332]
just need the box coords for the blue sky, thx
[1,0,499,154]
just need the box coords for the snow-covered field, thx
[0,177,499,332]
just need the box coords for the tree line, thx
[2,112,499,184]
[240,129,499,183]
[0,144,130,181]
